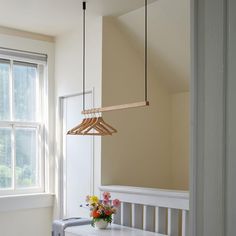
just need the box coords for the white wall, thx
[226,0,236,234]
[0,208,52,236]
[190,0,230,234]
[54,13,103,217]
[0,31,55,236]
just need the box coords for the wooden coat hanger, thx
[67,117,89,135]
[83,116,112,135]
[79,117,105,135]
[98,117,117,133]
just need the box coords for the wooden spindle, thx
[168,208,179,236]
[113,205,121,225]
[143,205,155,232]
[155,207,167,234]
[131,203,143,229]
[181,210,189,236]
[121,202,131,227]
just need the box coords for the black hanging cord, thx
[82,1,86,111]
[145,0,148,102]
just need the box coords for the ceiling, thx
[0,0,157,36]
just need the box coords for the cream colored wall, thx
[101,15,190,190]
[0,208,52,236]
[171,92,189,190]
[116,0,190,93]
[101,18,172,189]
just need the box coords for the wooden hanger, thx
[82,116,117,135]
[74,117,96,134]
[67,117,92,135]
[67,117,89,135]
[67,115,117,136]
[98,117,117,133]
[83,117,112,135]
[73,117,106,135]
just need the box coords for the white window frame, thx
[0,50,48,196]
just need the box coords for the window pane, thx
[0,128,12,189]
[15,128,38,188]
[13,62,37,121]
[0,60,10,121]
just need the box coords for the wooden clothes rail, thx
[81,101,150,115]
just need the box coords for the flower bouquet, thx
[84,192,120,229]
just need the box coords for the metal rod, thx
[82,1,86,111]
[145,0,148,102]
[81,101,149,115]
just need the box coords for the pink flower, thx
[103,199,110,205]
[112,199,120,208]
[103,192,111,200]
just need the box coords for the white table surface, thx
[65,224,166,236]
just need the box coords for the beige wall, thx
[101,18,173,189]
[116,0,190,93]
[0,208,52,236]
[101,16,189,190]
[171,92,189,190]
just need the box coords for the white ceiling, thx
[0,0,157,36]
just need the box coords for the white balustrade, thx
[100,185,189,236]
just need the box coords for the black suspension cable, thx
[145,0,148,102]
[82,1,86,111]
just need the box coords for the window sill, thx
[0,193,54,212]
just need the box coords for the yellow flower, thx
[89,195,99,204]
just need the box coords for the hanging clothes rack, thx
[67,0,149,136]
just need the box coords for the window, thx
[0,49,47,195]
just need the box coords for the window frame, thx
[0,52,47,196]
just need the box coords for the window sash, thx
[0,58,10,64]
[0,124,44,194]
[0,55,46,195]
[0,47,47,64]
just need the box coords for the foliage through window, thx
[0,52,46,194]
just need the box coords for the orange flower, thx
[92,210,100,218]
